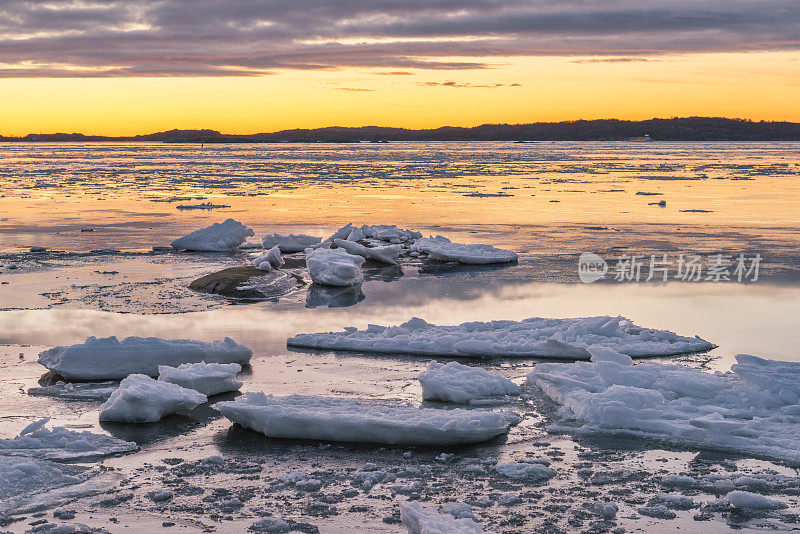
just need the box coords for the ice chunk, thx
[334,238,402,265]
[215,393,519,445]
[288,316,714,359]
[99,374,207,423]
[418,361,520,404]
[238,240,264,249]
[262,233,321,252]
[171,219,254,251]
[251,245,284,271]
[413,236,517,264]
[526,351,800,464]
[28,381,117,401]
[361,224,422,243]
[495,461,555,482]
[305,247,365,286]
[400,501,494,534]
[39,336,252,380]
[158,362,243,396]
[0,420,137,461]
[250,517,291,533]
[0,456,83,505]
[726,491,786,510]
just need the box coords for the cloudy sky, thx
[1,0,798,133]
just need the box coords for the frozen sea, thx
[1,142,799,533]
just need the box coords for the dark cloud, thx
[0,1,797,77]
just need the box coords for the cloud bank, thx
[0,0,798,77]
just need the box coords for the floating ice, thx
[400,501,494,534]
[215,393,520,445]
[250,517,291,533]
[0,456,83,505]
[28,381,117,401]
[238,240,264,249]
[361,224,422,243]
[158,362,243,396]
[171,219,254,251]
[262,233,321,252]
[251,245,284,271]
[334,238,402,265]
[418,361,521,404]
[495,461,555,482]
[39,336,252,380]
[99,374,207,423]
[0,419,137,461]
[527,350,800,464]
[305,247,365,286]
[288,316,714,359]
[726,491,786,510]
[413,236,517,264]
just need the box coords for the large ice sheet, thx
[414,236,517,264]
[0,419,137,461]
[287,316,715,359]
[418,361,521,404]
[305,247,365,286]
[39,336,252,380]
[171,219,254,251]
[526,349,800,464]
[100,374,207,423]
[215,393,520,445]
[400,501,494,534]
[158,362,243,396]
[262,233,321,252]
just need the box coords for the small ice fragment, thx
[158,362,243,396]
[418,361,520,403]
[99,374,207,423]
[171,219,254,251]
[400,501,494,534]
[412,236,517,264]
[262,233,321,252]
[305,247,365,286]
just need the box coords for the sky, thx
[1,0,799,135]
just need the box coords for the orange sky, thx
[2,51,799,136]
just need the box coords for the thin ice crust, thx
[287,316,715,359]
[215,393,520,445]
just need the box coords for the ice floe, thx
[262,233,321,252]
[170,219,254,251]
[305,247,365,286]
[413,236,517,264]
[418,361,520,404]
[726,491,786,510]
[400,501,494,534]
[287,316,714,359]
[39,336,252,380]
[158,362,243,396]
[0,419,137,461]
[215,393,520,445]
[334,238,402,265]
[251,245,284,270]
[526,349,800,464]
[28,381,118,401]
[494,460,555,482]
[99,374,207,423]
[361,224,422,244]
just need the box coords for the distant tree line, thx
[3,117,800,142]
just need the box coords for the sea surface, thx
[0,142,799,533]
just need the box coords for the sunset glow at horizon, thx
[1,1,799,136]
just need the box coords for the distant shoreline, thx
[3,117,800,142]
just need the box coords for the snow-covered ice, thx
[0,456,83,505]
[526,349,800,464]
[495,461,555,482]
[400,501,494,534]
[418,361,520,404]
[725,491,786,510]
[158,362,243,396]
[361,224,422,243]
[39,336,252,380]
[0,419,137,461]
[287,316,714,359]
[251,245,284,270]
[413,236,517,264]
[215,393,520,445]
[334,238,402,265]
[305,247,365,286]
[99,374,207,423]
[170,219,254,251]
[262,233,321,252]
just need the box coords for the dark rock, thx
[189,266,302,300]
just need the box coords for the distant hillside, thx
[3,118,800,142]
